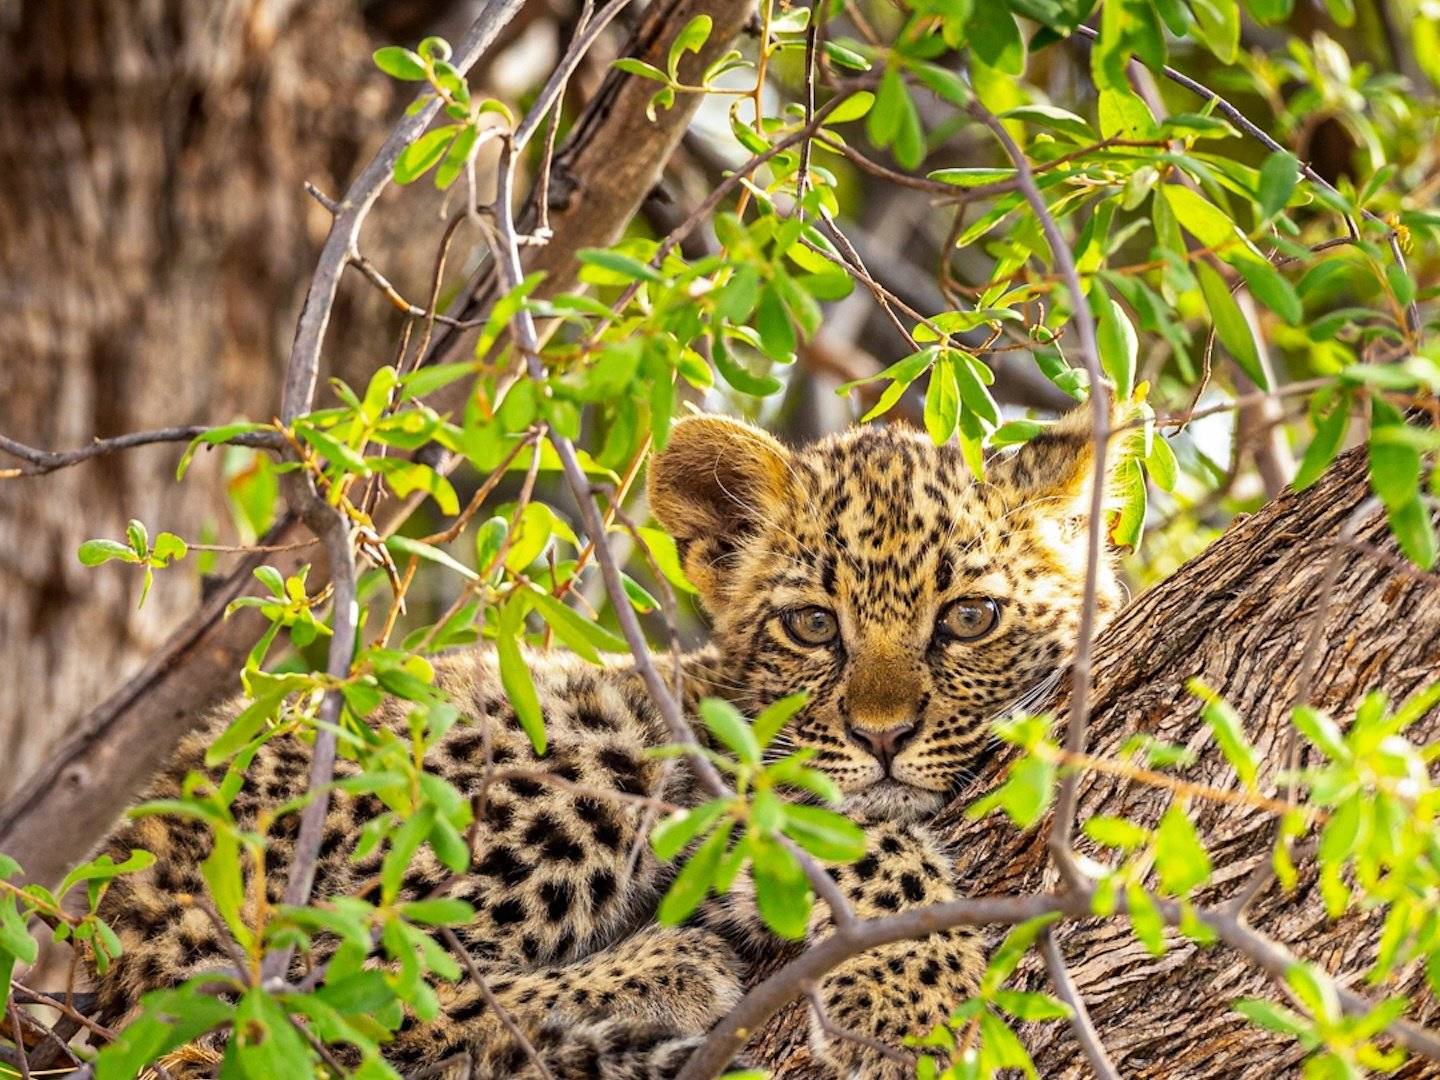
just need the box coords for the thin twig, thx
[438,926,554,1080]
[279,0,526,424]
[803,982,914,1067]
[968,100,1111,887]
[1040,929,1119,1080]
[6,998,32,1080]
[0,428,281,479]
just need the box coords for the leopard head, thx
[648,408,1122,822]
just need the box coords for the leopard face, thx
[649,408,1122,823]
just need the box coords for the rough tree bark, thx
[750,445,1440,1079]
[0,0,429,795]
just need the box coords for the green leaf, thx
[232,988,312,1077]
[577,248,663,283]
[967,4,1025,75]
[505,502,557,572]
[1094,286,1138,398]
[783,804,867,862]
[78,539,140,567]
[867,66,905,148]
[1189,0,1239,62]
[752,837,811,939]
[651,800,731,860]
[399,898,475,926]
[1098,87,1158,139]
[700,698,761,764]
[756,282,797,361]
[0,896,38,965]
[1146,434,1178,493]
[529,590,628,662]
[1000,104,1096,143]
[1294,389,1350,490]
[924,356,960,445]
[1257,151,1300,218]
[667,14,712,80]
[206,688,287,765]
[1233,997,1313,1040]
[612,57,668,82]
[296,424,369,474]
[993,989,1071,1021]
[1083,815,1149,850]
[385,534,478,582]
[1164,185,1251,256]
[1110,457,1147,550]
[753,693,808,747]
[1126,883,1166,955]
[433,123,479,189]
[176,421,271,480]
[315,970,394,1016]
[952,353,1000,429]
[928,167,1016,188]
[380,803,437,903]
[1195,260,1268,389]
[1188,679,1260,790]
[1235,258,1302,326]
[713,337,781,397]
[1385,495,1436,570]
[635,526,698,594]
[658,821,733,924]
[966,753,1055,827]
[1154,802,1212,895]
[394,126,458,185]
[498,596,546,754]
[373,47,427,80]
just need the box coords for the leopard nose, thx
[846,723,917,770]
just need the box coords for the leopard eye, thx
[937,597,1000,642]
[780,606,840,647]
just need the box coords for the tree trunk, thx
[751,445,1440,1078]
[0,0,425,795]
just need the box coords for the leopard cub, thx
[90,408,1118,1078]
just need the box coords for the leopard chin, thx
[842,779,947,823]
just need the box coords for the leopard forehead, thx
[717,424,1095,632]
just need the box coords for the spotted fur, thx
[90,409,1117,1077]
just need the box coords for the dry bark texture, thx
[751,445,1440,1078]
[0,0,426,795]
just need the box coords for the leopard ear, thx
[647,415,792,604]
[994,401,1117,517]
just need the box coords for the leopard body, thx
[91,409,1118,1078]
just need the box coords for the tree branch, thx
[1040,928,1119,1080]
[0,428,281,479]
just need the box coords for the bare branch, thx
[0,427,281,479]
[279,0,528,425]
[1040,928,1120,1080]
[485,135,858,931]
